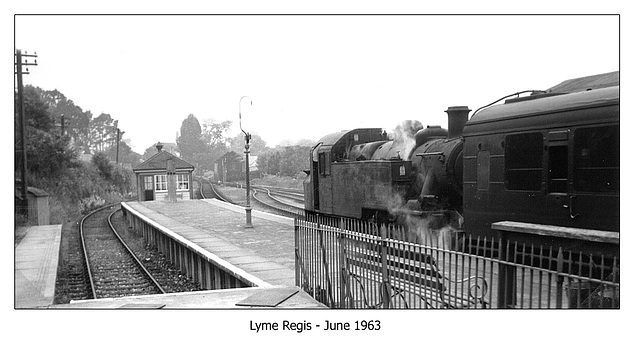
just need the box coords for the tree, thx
[22,86,54,131]
[202,119,232,147]
[278,145,309,177]
[92,151,113,180]
[15,86,77,178]
[176,114,207,161]
[201,119,232,163]
[142,144,161,161]
[36,86,93,153]
[104,139,142,166]
[276,138,316,148]
[230,132,268,155]
[256,144,310,178]
[91,113,115,152]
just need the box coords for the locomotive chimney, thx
[445,106,471,139]
[156,142,163,152]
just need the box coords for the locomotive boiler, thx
[303,72,620,240]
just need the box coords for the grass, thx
[251,174,304,190]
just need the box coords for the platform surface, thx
[122,199,297,287]
[14,224,62,309]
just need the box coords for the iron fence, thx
[294,215,620,309]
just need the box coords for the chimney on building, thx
[156,142,163,152]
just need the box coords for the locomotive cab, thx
[304,128,391,217]
[304,128,420,222]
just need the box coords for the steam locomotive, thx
[303,72,620,240]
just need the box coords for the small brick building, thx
[133,142,195,201]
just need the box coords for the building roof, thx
[27,187,49,197]
[546,71,619,94]
[133,150,195,172]
[214,151,242,163]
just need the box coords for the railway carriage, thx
[463,85,619,239]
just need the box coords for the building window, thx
[504,132,543,191]
[155,175,167,191]
[574,125,619,193]
[144,176,154,190]
[177,174,189,190]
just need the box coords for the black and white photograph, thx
[8,4,635,352]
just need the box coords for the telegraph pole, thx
[15,49,37,216]
[114,120,124,164]
[116,128,124,164]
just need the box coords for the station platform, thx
[14,224,62,309]
[123,198,297,286]
[54,286,324,308]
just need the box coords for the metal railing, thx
[294,215,620,309]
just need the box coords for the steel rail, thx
[79,203,120,299]
[80,203,166,299]
[251,187,303,217]
[255,186,304,210]
[196,177,235,203]
[107,208,166,294]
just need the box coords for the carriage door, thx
[546,130,570,224]
[143,176,154,201]
[571,125,620,231]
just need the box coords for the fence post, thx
[497,231,517,308]
[338,218,349,308]
[318,217,334,307]
[380,224,391,309]
[294,218,300,287]
[555,247,565,309]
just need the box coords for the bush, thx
[78,195,106,214]
[92,152,112,180]
[26,157,136,222]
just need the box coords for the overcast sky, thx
[14,15,620,154]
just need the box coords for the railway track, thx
[195,177,235,203]
[250,186,304,218]
[194,177,305,218]
[253,184,305,203]
[80,204,166,299]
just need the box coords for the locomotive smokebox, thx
[445,106,471,139]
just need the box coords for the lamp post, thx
[239,96,253,228]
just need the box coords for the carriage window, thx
[574,125,619,193]
[504,132,543,191]
[548,145,568,193]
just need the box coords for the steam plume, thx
[389,120,423,160]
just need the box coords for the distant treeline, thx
[20,85,142,166]
[14,85,137,223]
[174,113,315,179]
